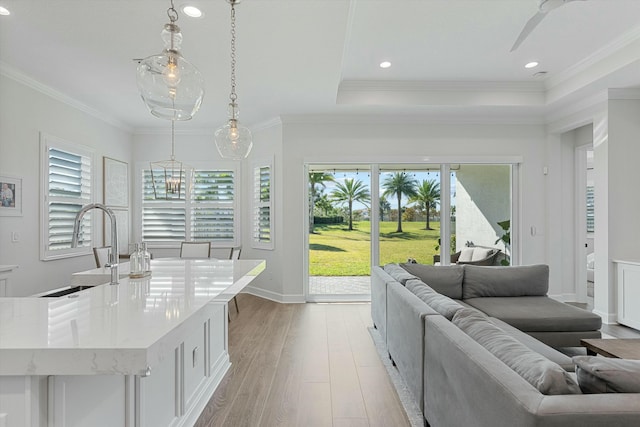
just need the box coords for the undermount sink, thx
[37,285,95,298]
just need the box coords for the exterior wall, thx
[0,74,132,296]
[455,165,511,254]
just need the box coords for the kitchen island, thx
[0,258,265,427]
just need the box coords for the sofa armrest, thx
[371,266,395,347]
[386,280,438,413]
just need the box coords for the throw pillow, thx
[399,263,464,299]
[458,247,475,262]
[452,308,581,395]
[462,264,549,299]
[471,247,492,262]
[383,263,417,285]
[573,355,640,393]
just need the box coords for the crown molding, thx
[134,116,283,136]
[546,26,640,90]
[339,80,545,93]
[133,127,213,136]
[279,112,546,126]
[0,61,132,133]
[546,91,607,134]
[337,80,546,108]
[251,117,283,132]
[608,88,640,100]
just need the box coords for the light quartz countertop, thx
[0,258,265,376]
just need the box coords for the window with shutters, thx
[40,133,94,260]
[252,159,273,249]
[140,165,238,246]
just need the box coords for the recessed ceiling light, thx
[0,6,10,16]
[525,61,539,69]
[380,61,391,69]
[182,5,203,18]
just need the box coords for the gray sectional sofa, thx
[371,263,640,427]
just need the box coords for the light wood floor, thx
[195,294,410,427]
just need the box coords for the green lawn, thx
[309,221,440,276]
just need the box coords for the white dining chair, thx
[179,242,211,259]
[230,247,242,260]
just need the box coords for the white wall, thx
[131,122,288,301]
[0,74,598,305]
[594,95,640,322]
[0,75,132,296]
[271,119,553,301]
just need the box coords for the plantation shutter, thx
[141,168,236,243]
[253,163,273,249]
[46,147,92,251]
[586,185,594,233]
[142,170,186,241]
[191,170,235,242]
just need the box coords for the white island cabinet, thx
[0,258,265,427]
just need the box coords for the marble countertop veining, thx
[0,258,265,376]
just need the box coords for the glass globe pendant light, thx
[215,0,253,160]
[136,0,204,121]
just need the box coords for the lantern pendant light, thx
[215,0,253,160]
[136,0,205,121]
[150,120,191,200]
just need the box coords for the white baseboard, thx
[243,286,305,303]
[593,309,618,325]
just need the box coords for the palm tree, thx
[409,179,441,230]
[330,178,370,230]
[379,196,391,221]
[308,172,334,232]
[382,172,418,232]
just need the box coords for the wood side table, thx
[580,338,640,360]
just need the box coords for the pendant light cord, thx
[167,0,178,51]
[229,1,237,104]
[167,0,178,23]
[170,120,176,161]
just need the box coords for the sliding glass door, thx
[305,161,516,302]
[378,165,442,265]
[308,166,372,301]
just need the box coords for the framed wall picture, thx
[103,157,128,208]
[0,175,22,216]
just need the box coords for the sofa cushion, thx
[464,296,602,332]
[405,279,464,320]
[452,308,582,395]
[399,263,464,299]
[573,356,640,393]
[458,247,475,262]
[383,263,417,285]
[462,264,549,299]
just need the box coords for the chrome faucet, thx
[72,203,119,285]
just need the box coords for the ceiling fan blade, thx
[510,11,547,52]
